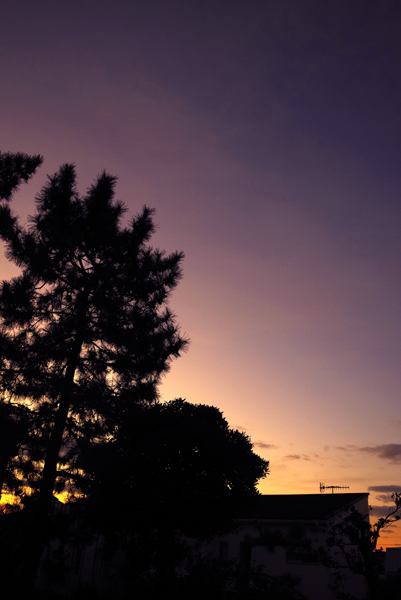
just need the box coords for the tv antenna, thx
[320,482,349,494]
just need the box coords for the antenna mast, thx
[320,482,349,494]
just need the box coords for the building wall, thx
[34,494,371,598]
[200,505,369,600]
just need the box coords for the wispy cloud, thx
[374,494,394,504]
[336,445,357,452]
[254,441,278,450]
[360,445,401,463]
[370,505,399,518]
[336,445,401,463]
[368,485,401,493]
[283,454,312,461]
[368,486,401,505]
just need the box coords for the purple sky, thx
[2,0,401,545]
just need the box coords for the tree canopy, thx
[0,152,270,598]
[0,153,188,590]
[73,398,269,599]
[78,399,269,540]
[0,151,43,202]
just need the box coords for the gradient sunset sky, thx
[2,1,401,547]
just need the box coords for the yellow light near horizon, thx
[54,491,69,504]
[0,492,18,506]
[0,487,69,509]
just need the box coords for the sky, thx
[1,0,401,547]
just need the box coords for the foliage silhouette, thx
[73,399,269,595]
[124,554,307,600]
[321,493,401,600]
[0,151,43,202]
[0,153,188,593]
[78,399,269,537]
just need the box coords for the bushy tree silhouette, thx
[0,153,188,592]
[79,399,269,534]
[76,399,269,597]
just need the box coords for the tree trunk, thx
[19,288,90,594]
[155,526,177,599]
